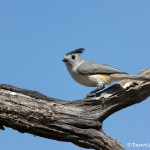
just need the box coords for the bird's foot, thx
[85,92,97,98]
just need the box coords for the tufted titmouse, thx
[63,48,150,97]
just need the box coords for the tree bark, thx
[0,69,150,150]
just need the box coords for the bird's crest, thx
[66,48,84,55]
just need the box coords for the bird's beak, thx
[62,58,68,62]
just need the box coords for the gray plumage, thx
[77,60,150,81]
[77,61,150,81]
[77,60,127,75]
[63,48,150,97]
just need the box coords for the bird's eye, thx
[72,55,76,59]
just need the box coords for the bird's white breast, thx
[65,63,112,87]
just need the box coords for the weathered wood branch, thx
[0,69,150,150]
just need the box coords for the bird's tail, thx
[110,73,150,82]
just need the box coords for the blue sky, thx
[0,0,150,150]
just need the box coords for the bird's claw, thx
[85,92,97,98]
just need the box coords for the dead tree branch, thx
[0,69,150,150]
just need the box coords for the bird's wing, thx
[77,61,127,75]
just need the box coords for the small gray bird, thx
[63,48,150,97]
